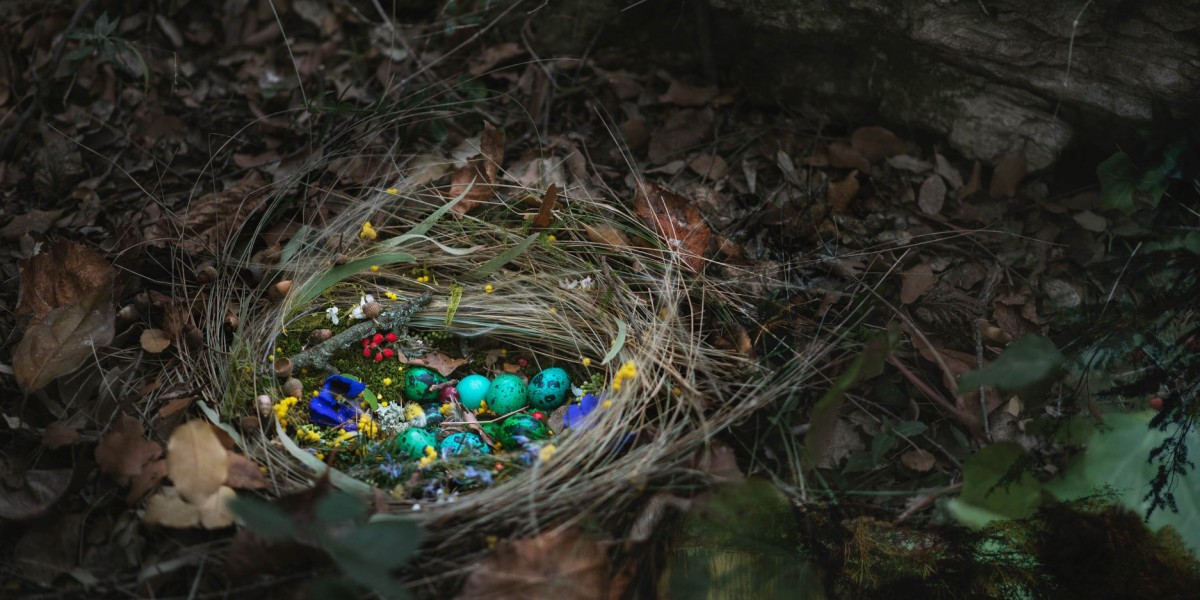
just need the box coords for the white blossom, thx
[325,306,340,325]
[349,294,376,319]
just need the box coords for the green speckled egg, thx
[480,421,502,443]
[456,374,491,411]
[497,414,550,450]
[527,367,571,411]
[439,432,492,457]
[403,366,446,403]
[397,428,439,459]
[484,373,527,414]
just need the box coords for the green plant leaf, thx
[273,419,373,496]
[445,284,463,326]
[228,496,297,541]
[280,225,311,264]
[325,521,423,597]
[947,442,1040,527]
[601,318,627,365]
[361,387,379,411]
[957,334,1064,395]
[1044,412,1200,555]
[892,421,928,437]
[293,253,415,306]
[871,431,897,465]
[380,181,472,246]
[461,232,540,281]
[1098,151,1139,214]
[316,490,368,524]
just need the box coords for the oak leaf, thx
[166,421,230,504]
[634,182,711,272]
[15,240,113,323]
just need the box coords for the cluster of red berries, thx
[362,332,399,361]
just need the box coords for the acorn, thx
[195,263,218,284]
[282,377,303,398]
[270,280,292,300]
[273,357,293,379]
[309,328,333,343]
[363,301,382,319]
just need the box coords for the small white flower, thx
[325,306,340,325]
[349,294,376,319]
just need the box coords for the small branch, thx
[888,355,985,440]
[894,483,963,525]
[290,292,432,373]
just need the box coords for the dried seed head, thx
[225,310,240,330]
[256,395,274,418]
[273,357,293,379]
[282,378,303,398]
[363,301,382,319]
[196,264,218,284]
[309,328,333,343]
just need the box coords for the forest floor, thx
[2,2,1199,599]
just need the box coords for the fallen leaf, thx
[167,421,230,504]
[128,458,167,504]
[583,223,633,248]
[817,418,864,469]
[918,174,947,216]
[143,170,267,254]
[449,122,505,215]
[827,141,870,170]
[144,486,200,528]
[886,154,933,173]
[226,452,269,490]
[0,209,65,238]
[634,182,711,272]
[900,263,936,304]
[41,422,78,449]
[456,527,611,600]
[468,42,524,76]
[95,415,162,486]
[659,80,718,106]
[648,108,713,164]
[1072,210,1108,233]
[989,149,1027,199]
[688,153,727,179]
[158,396,194,418]
[397,351,469,377]
[16,240,113,323]
[850,126,906,163]
[934,152,963,190]
[0,465,72,520]
[140,328,171,353]
[827,170,860,214]
[901,449,936,472]
[13,282,115,393]
[959,160,982,199]
[198,485,237,528]
[532,183,558,230]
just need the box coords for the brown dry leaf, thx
[469,42,524,76]
[850,126,906,163]
[166,421,230,504]
[144,486,200,528]
[901,449,936,472]
[918,174,947,216]
[583,223,632,248]
[140,328,171,353]
[827,170,860,214]
[989,149,1027,199]
[634,182,711,272]
[532,183,558,229]
[198,485,237,528]
[827,141,870,170]
[688,153,727,179]
[143,170,266,254]
[960,160,982,199]
[449,122,505,215]
[456,527,611,600]
[233,149,280,169]
[0,464,72,520]
[397,351,469,377]
[900,263,936,304]
[13,282,115,393]
[648,108,713,164]
[0,208,65,238]
[41,422,78,449]
[16,240,113,323]
[158,396,194,418]
[659,80,718,106]
[915,344,980,395]
[225,451,269,490]
[95,415,163,486]
[934,152,963,190]
[817,418,864,469]
[127,458,167,504]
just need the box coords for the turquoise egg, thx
[497,414,550,450]
[397,428,438,459]
[527,367,571,411]
[404,366,446,403]
[484,373,528,414]
[439,432,492,457]
[456,374,492,411]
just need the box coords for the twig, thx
[888,355,984,440]
[290,292,432,373]
[893,483,963,525]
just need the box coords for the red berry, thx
[439,386,460,403]
[375,353,384,362]
[362,338,370,347]
[363,348,372,357]
[386,332,398,342]
[383,348,395,358]
[1151,396,1164,411]
[373,333,384,344]
[532,411,545,420]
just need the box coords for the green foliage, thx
[957,334,1063,402]
[1096,146,1180,214]
[230,491,423,598]
[948,442,1041,527]
[294,253,415,306]
[65,13,148,88]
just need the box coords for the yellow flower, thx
[484,284,494,293]
[602,400,613,409]
[383,378,393,386]
[581,357,591,367]
[315,453,325,460]
[360,221,378,240]
[549,307,558,314]
[439,404,454,416]
[370,265,380,272]
[547,235,556,243]
[612,360,638,391]
[385,291,398,300]
[385,188,399,195]
[418,445,438,468]
[358,415,379,439]
[538,444,557,462]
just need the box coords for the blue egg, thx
[484,373,528,414]
[439,432,492,457]
[456,374,491,411]
[527,367,571,411]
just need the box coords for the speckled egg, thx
[526,367,571,411]
[397,427,439,459]
[484,373,528,414]
[497,414,550,450]
[403,366,446,402]
[456,374,491,411]
[480,421,502,443]
[439,432,492,457]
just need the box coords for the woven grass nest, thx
[189,147,829,594]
